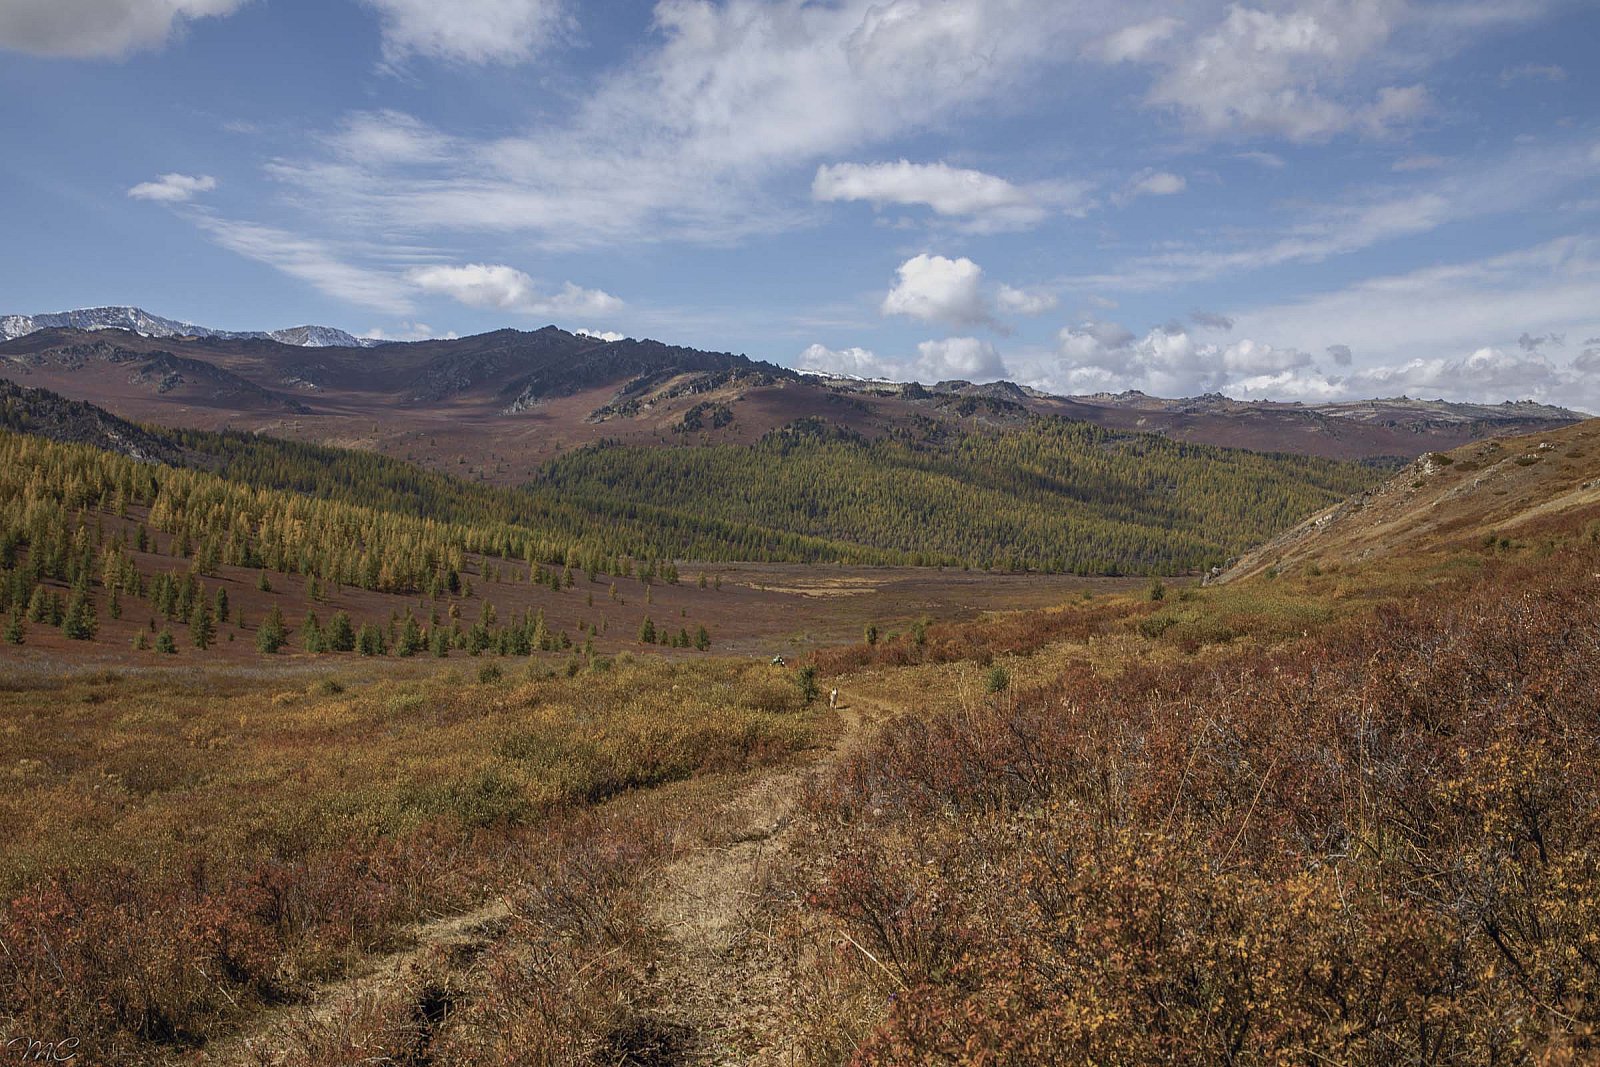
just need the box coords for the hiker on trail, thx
[829,688,839,709]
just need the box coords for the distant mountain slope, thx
[0,305,380,348]
[818,375,1587,461]
[1051,389,1587,460]
[1,336,310,416]
[0,379,186,464]
[0,314,1585,481]
[1212,418,1600,582]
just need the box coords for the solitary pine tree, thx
[256,603,287,654]
[327,611,356,652]
[356,622,387,657]
[62,587,97,640]
[302,611,326,653]
[25,585,49,624]
[797,666,820,705]
[396,613,424,657]
[190,602,215,650]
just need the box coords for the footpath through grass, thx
[0,656,817,1062]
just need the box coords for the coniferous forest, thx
[0,390,1379,586]
[538,417,1377,573]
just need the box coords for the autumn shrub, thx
[800,548,1600,1063]
[0,657,815,1061]
[424,795,685,1064]
[809,598,1150,674]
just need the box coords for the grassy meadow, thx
[0,656,818,1061]
[4,410,1599,1064]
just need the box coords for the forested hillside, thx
[0,384,1380,577]
[538,418,1378,573]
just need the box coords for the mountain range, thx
[0,306,1586,480]
[0,305,381,349]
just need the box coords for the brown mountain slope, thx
[0,328,1043,483]
[826,378,1587,461]
[1212,418,1600,582]
[1031,392,1584,461]
[2,326,1586,482]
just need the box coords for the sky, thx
[1,0,1598,408]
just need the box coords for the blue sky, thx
[2,0,1598,406]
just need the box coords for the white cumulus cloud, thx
[797,337,1009,384]
[408,263,622,317]
[364,322,456,342]
[577,328,626,342]
[915,337,1007,382]
[0,0,248,58]
[1027,319,1313,397]
[881,254,993,328]
[1014,236,1600,410]
[796,343,899,380]
[996,285,1059,316]
[127,173,218,202]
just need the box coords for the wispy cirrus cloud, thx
[1500,62,1567,86]
[264,0,1126,249]
[127,173,218,203]
[1115,169,1186,205]
[1095,0,1559,143]
[1073,137,1600,291]
[359,0,570,65]
[190,215,417,315]
[813,160,1092,232]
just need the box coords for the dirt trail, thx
[641,695,887,1065]
[201,897,513,1065]
[203,691,890,1066]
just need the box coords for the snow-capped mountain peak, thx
[267,325,372,348]
[0,306,384,348]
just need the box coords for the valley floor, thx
[7,424,1600,1064]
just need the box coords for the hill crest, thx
[1212,418,1600,582]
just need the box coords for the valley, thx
[6,1,1598,1059]
[2,314,1597,1066]
[2,411,1597,1064]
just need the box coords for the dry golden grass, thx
[0,656,819,1062]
